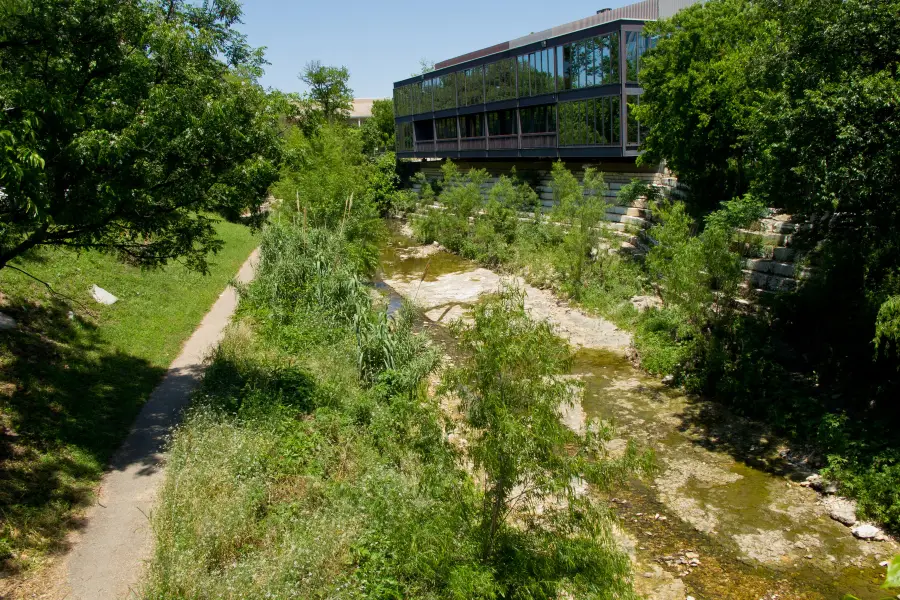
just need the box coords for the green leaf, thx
[884,555,900,589]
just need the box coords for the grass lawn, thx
[0,219,259,579]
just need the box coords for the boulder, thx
[821,496,858,527]
[851,523,886,541]
[0,312,16,331]
[90,285,118,306]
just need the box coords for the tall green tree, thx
[360,98,395,155]
[0,0,283,272]
[300,60,353,123]
[442,284,648,597]
[751,0,900,372]
[550,163,610,298]
[636,0,772,212]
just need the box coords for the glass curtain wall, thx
[561,32,619,90]
[395,122,414,151]
[520,105,556,134]
[393,86,411,117]
[558,97,621,146]
[460,114,484,138]
[487,109,517,136]
[517,48,555,97]
[435,117,457,139]
[484,58,517,103]
[432,73,456,111]
[626,32,657,83]
[626,94,644,145]
[457,66,485,107]
[411,79,433,114]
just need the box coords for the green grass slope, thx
[0,219,258,577]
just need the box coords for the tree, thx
[412,58,435,77]
[635,0,772,212]
[0,0,283,273]
[300,61,353,123]
[550,163,610,298]
[441,284,648,596]
[360,99,396,155]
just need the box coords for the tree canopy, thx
[300,61,353,123]
[638,0,900,362]
[0,0,284,272]
[360,98,396,155]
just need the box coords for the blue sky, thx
[237,0,636,98]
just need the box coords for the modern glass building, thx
[393,0,700,160]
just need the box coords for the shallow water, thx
[375,223,897,600]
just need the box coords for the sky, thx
[237,0,638,99]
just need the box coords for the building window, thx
[395,122,414,152]
[435,117,457,140]
[559,97,620,146]
[432,73,456,111]
[626,31,657,83]
[460,114,484,138]
[487,109,517,136]
[627,94,644,145]
[562,32,619,91]
[485,58,516,103]
[517,47,555,98]
[520,105,556,134]
[458,66,484,107]
[393,86,412,117]
[411,79,433,114]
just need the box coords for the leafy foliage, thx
[637,0,900,530]
[549,163,611,298]
[0,0,283,271]
[636,0,771,212]
[269,123,385,272]
[360,99,396,156]
[148,221,643,599]
[442,283,649,595]
[300,60,353,123]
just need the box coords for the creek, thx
[374,222,897,600]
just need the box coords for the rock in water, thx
[851,523,885,541]
[90,285,118,306]
[0,312,16,330]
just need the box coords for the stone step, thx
[772,247,796,262]
[607,205,650,218]
[744,259,796,278]
[757,218,797,235]
[742,270,798,293]
[604,213,648,228]
[737,229,792,247]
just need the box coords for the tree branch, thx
[4,264,96,316]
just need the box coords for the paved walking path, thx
[62,249,259,600]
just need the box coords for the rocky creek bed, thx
[376,224,898,600]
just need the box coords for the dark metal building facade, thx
[393,1,699,160]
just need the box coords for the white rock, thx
[822,496,858,527]
[851,523,885,541]
[662,374,675,385]
[90,285,118,305]
[0,312,16,330]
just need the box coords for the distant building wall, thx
[658,0,704,18]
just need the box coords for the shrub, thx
[442,284,650,597]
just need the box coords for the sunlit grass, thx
[0,219,259,576]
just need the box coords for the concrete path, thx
[62,249,259,600]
